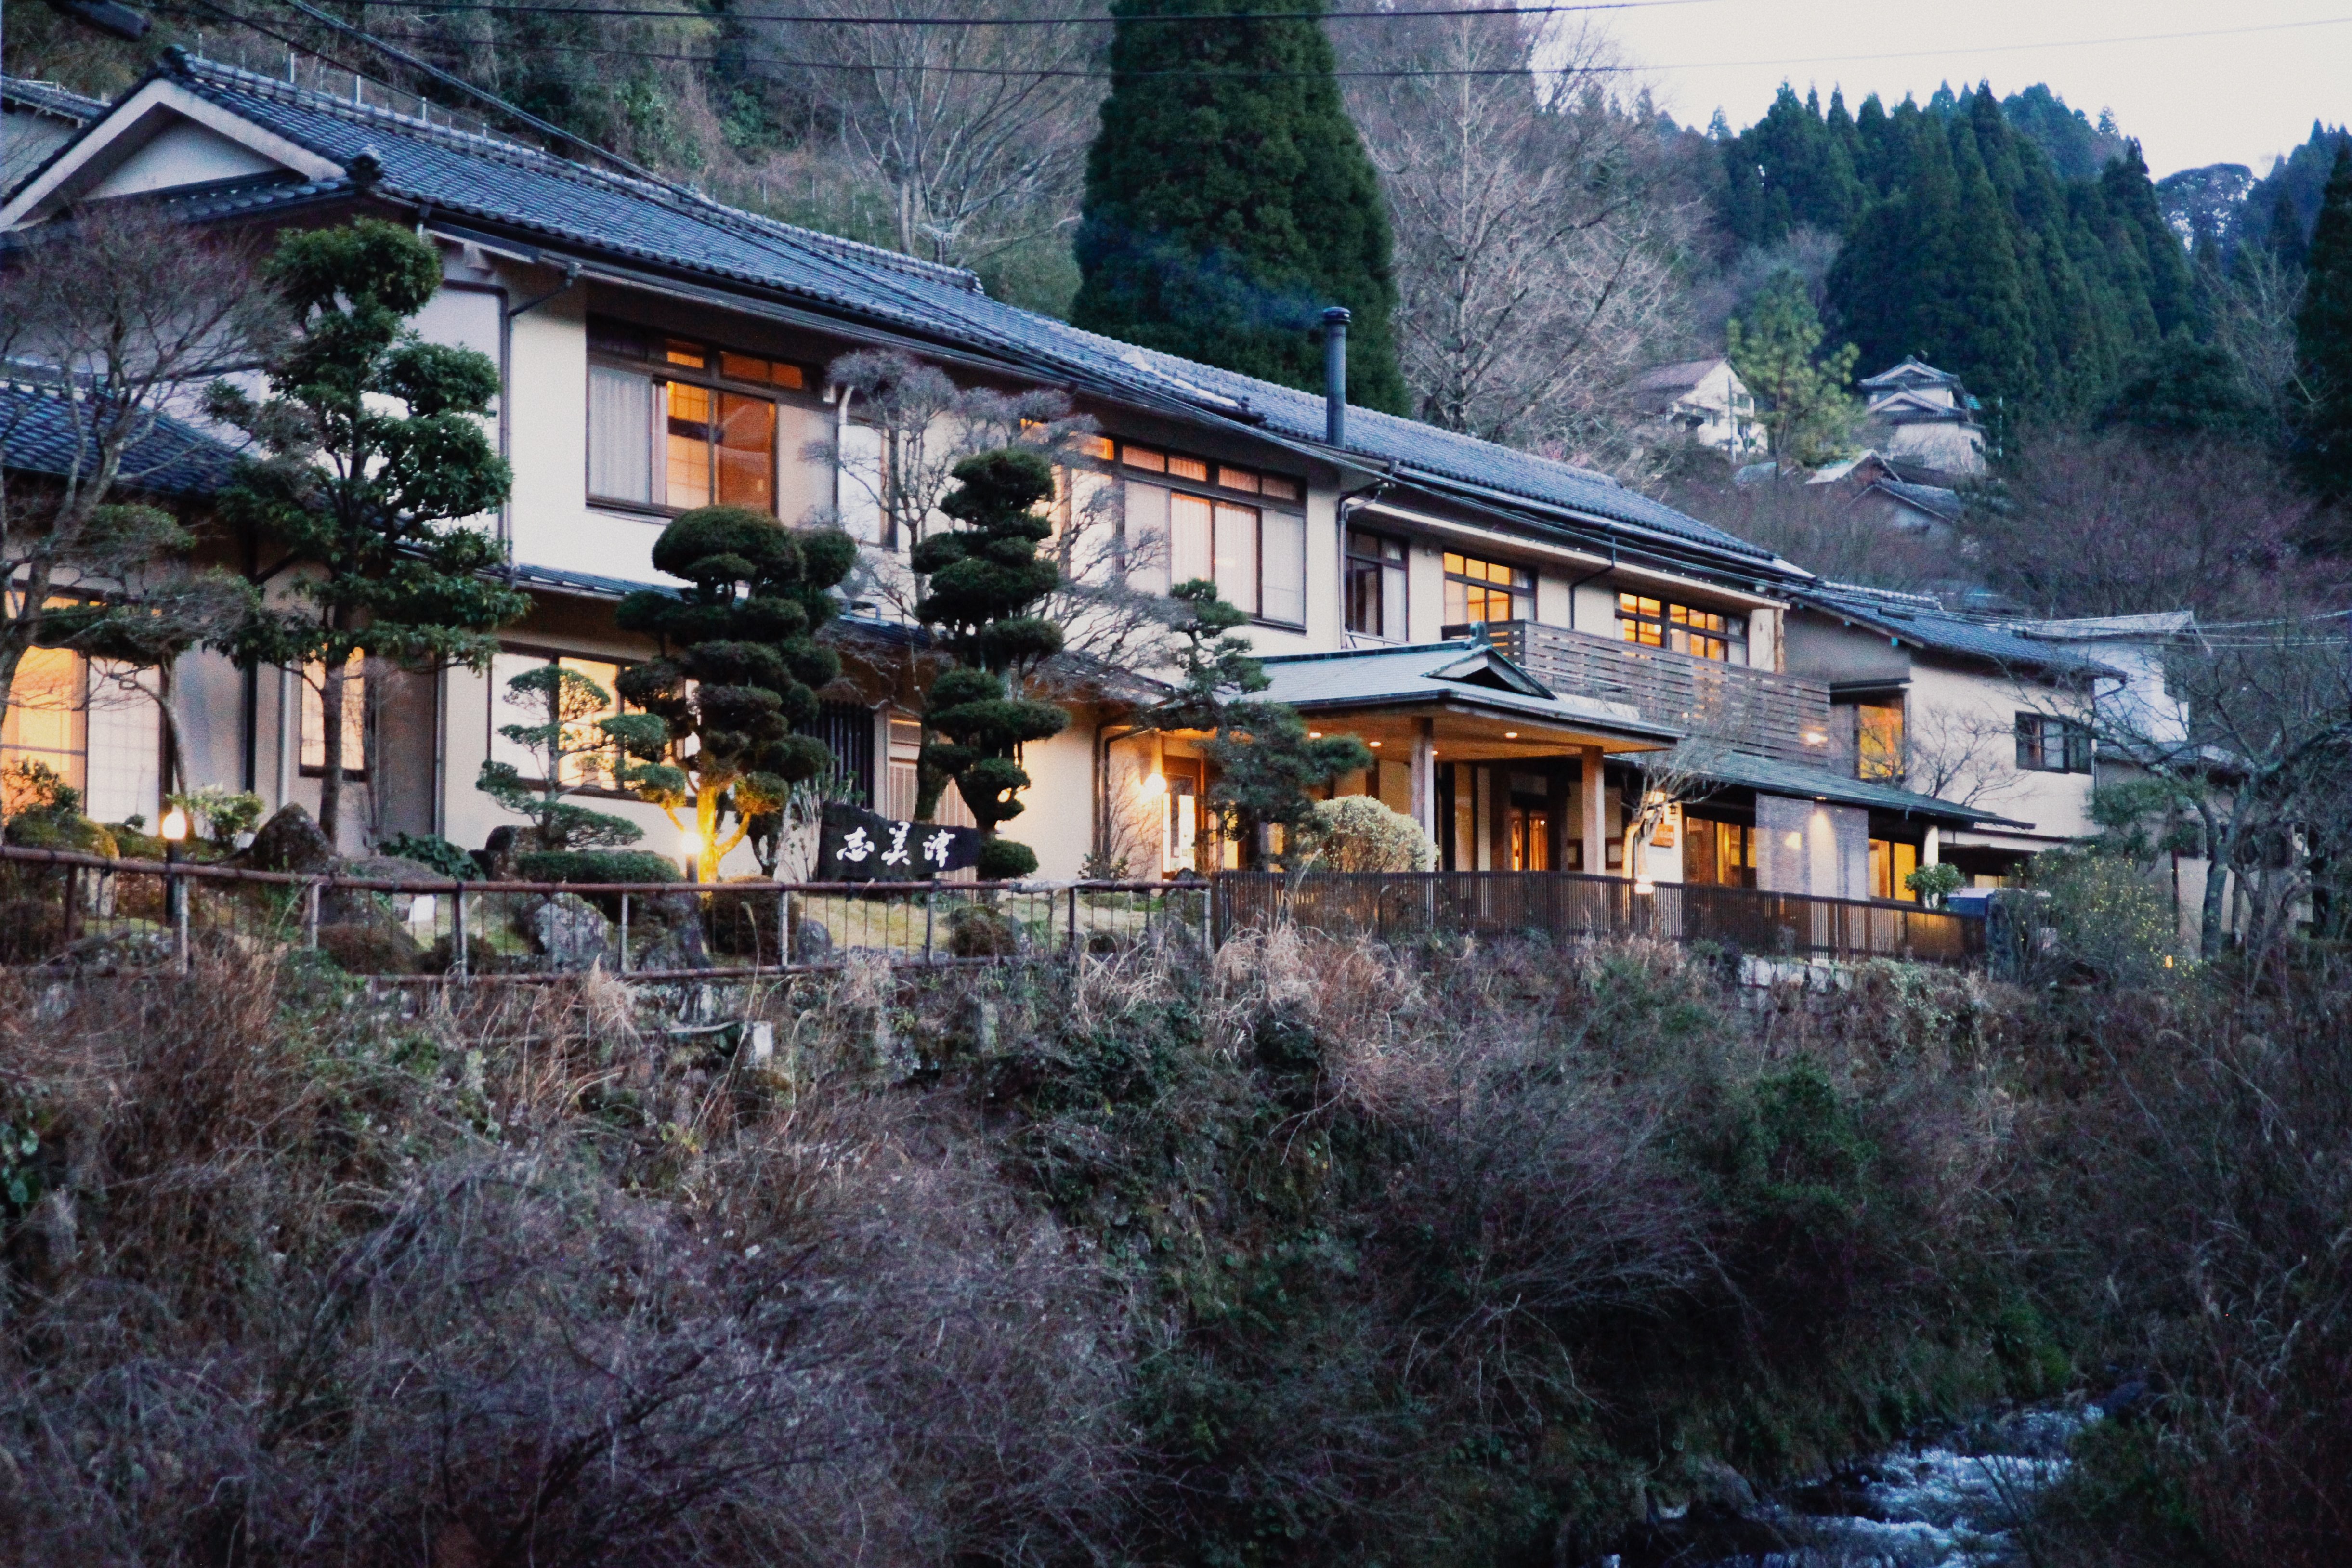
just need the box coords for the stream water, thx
[1609,1401,2101,1568]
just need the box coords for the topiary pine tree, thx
[1156,578,1369,867]
[214,219,525,849]
[1071,0,1406,414]
[2293,144,2352,510]
[1725,270,1861,469]
[911,449,1070,880]
[476,663,644,853]
[607,506,857,882]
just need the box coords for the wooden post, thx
[305,879,321,950]
[1581,745,1608,879]
[1410,716,1437,843]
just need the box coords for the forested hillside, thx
[1715,83,2191,421]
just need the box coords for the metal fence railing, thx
[0,846,1983,977]
[0,844,1209,979]
[1214,870,1985,967]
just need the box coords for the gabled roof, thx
[1867,478,1963,524]
[0,379,238,496]
[1859,355,1964,390]
[1,77,107,125]
[1254,640,1677,741]
[7,53,1791,580]
[1800,582,2119,679]
[2005,611,2196,641]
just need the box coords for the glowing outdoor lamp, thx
[679,824,703,880]
[1141,772,1168,799]
[159,806,190,843]
[160,806,191,971]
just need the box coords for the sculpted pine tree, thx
[476,663,643,852]
[911,450,1069,879]
[214,219,523,847]
[1157,578,1368,867]
[1072,0,1406,412]
[608,507,857,882]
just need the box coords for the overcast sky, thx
[1594,0,2352,178]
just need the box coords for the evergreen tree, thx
[607,507,857,881]
[1154,579,1368,867]
[476,663,643,853]
[911,449,1071,879]
[1071,0,1405,413]
[1726,270,1861,467]
[2293,144,2352,507]
[2103,336,2265,444]
[214,219,525,848]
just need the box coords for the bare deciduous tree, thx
[0,206,279,812]
[1341,6,1695,464]
[749,0,1106,270]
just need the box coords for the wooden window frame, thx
[1345,529,1407,640]
[2015,712,2091,773]
[1441,551,1534,634]
[1615,592,1748,664]
[585,317,812,520]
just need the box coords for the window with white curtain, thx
[1164,491,1305,628]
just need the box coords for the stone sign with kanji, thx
[815,802,985,882]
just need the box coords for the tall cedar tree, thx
[1737,84,2191,419]
[1156,578,1368,866]
[1071,0,1406,414]
[912,450,1069,879]
[610,507,857,881]
[215,219,524,847]
[1725,271,1860,467]
[2293,145,2352,510]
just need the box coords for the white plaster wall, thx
[1407,542,1446,642]
[83,119,275,198]
[1906,662,2094,839]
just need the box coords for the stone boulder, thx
[528,892,616,968]
[246,806,336,874]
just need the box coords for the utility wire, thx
[183,9,2352,78]
[295,0,1724,21]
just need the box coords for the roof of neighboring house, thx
[0,379,238,496]
[1,77,107,125]
[1255,640,1680,742]
[1867,478,1964,524]
[1693,748,2012,824]
[1800,582,2121,679]
[26,54,1790,576]
[1859,355,1964,391]
[2005,611,2197,641]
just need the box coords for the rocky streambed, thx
[1597,1402,2099,1568]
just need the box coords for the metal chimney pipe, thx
[1322,306,1351,447]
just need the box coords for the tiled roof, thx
[1870,478,1963,523]
[1,77,107,124]
[1802,582,2119,679]
[1698,749,2009,823]
[1255,640,1677,740]
[0,379,238,496]
[132,55,1778,572]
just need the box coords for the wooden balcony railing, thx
[1490,620,1835,766]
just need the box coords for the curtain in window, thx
[1260,509,1305,626]
[717,392,775,510]
[1123,483,1171,594]
[1212,501,1257,615]
[300,651,366,774]
[665,382,715,507]
[1169,493,1213,588]
[0,645,86,807]
[588,366,653,504]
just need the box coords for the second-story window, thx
[587,319,806,515]
[2015,713,2091,772]
[1127,444,1305,628]
[1617,593,1746,663]
[1851,701,1905,781]
[1443,552,1531,631]
[1346,531,1407,639]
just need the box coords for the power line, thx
[180,8,2352,78]
[305,0,1724,22]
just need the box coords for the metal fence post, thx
[923,884,935,963]
[1067,885,1078,952]
[618,891,630,974]
[777,887,789,969]
[453,883,468,978]
[305,878,321,950]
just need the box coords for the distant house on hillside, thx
[1,77,105,189]
[1858,357,1987,476]
[1633,357,1767,461]
[1735,449,1968,537]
